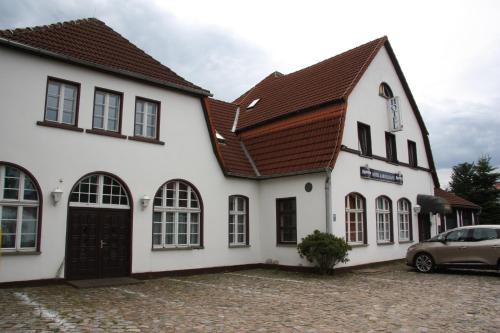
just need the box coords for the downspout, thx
[325,167,332,234]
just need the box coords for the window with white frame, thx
[153,180,201,248]
[345,193,366,244]
[376,196,393,243]
[397,199,411,241]
[134,98,159,139]
[93,90,122,132]
[69,174,129,208]
[45,78,79,125]
[229,196,248,246]
[0,165,40,251]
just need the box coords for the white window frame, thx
[345,193,365,245]
[93,90,121,132]
[69,174,129,209]
[134,99,158,139]
[153,181,201,248]
[45,79,78,125]
[376,196,392,243]
[229,196,247,246]
[397,199,411,241]
[0,165,39,251]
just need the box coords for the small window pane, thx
[2,206,18,219]
[1,219,17,233]
[152,234,162,245]
[1,235,15,248]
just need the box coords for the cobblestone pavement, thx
[1,262,499,332]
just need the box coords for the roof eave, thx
[0,37,212,97]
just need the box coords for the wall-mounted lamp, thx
[140,195,151,209]
[413,205,421,214]
[51,188,63,205]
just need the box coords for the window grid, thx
[345,194,365,244]
[69,175,129,208]
[276,198,297,244]
[0,165,39,251]
[376,197,392,243]
[229,196,247,246]
[45,80,77,125]
[398,199,411,241]
[93,91,121,132]
[153,181,201,248]
[135,100,158,139]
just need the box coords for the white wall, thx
[0,48,261,282]
[330,46,437,266]
[258,173,326,266]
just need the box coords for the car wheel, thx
[414,253,434,273]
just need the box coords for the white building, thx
[0,19,446,284]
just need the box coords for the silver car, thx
[406,225,500,273]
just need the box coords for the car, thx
[406,225,500,273]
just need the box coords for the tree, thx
[449,155,500,224]
[297,230,351,274]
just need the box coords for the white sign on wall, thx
[387,96,403,132]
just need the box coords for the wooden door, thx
[418,214,431,242]
[66,208,130,280]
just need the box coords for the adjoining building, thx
[0,18,452,283]
[434,188,481,232]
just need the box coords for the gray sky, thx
[1,0,499,187]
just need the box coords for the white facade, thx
[0,43,438,283]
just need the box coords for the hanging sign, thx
[388,96,403,132]
[360,166,403,185]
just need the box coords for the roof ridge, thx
[284,36,387,79]
[209,97,238,106]
[0,18,102,35]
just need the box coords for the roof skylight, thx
[215,131,226,144]
[247,98,260,109]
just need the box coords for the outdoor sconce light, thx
[51,188,63,206]
[413,205,421,214]
[140,195,151,209]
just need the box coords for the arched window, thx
[229,195,249,246]
[153,180,202,248]
[379,82,394,99]
[397,199,412,242]
[70,174,129,208]
[0,164,40,251]
[376,196,393,243]
[345,193,366,244]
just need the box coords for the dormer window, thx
[215,131,226,144]
[379,82,394,99]
[247,98,260,109]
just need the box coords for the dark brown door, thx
[67,208,131,280]
[418,214,432,242]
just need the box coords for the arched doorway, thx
[66,173,132,280]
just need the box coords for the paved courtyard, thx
[0,262,499,332]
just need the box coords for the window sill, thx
[37,121,84,132]
[229,244,251,249]
[377,242,395,246]
[152,246,203,251]
[86,129,127,139]
[276,243,297,247]
[398,240,414,244]
[128,136,165,145]
[0,250,41,256]
[349,243,369,248]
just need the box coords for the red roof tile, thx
[241,103,346,176]
[435,188,481,209]
[234,37,386,130]
[0,18,209,95]
[206,98,256,177]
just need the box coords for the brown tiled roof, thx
[0,18,209,95]
[233,37,386,130]
[435,188,481,209]
[241,103,346,176]
[206,98,256,176]
[208,96,346,178]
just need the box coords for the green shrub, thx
[297,230,351,275]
